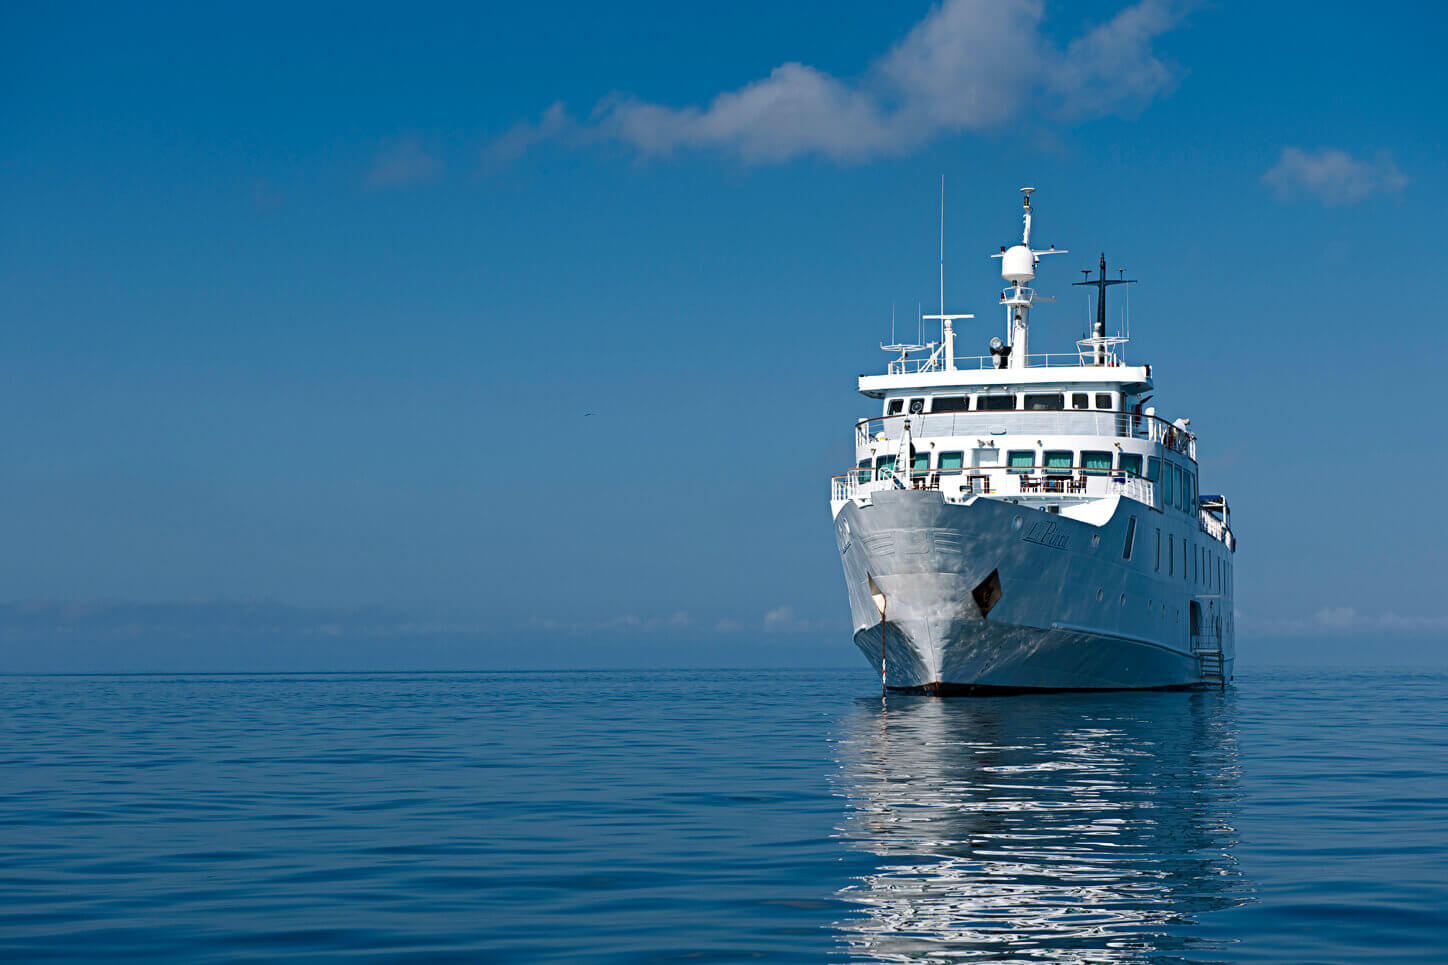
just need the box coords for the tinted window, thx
[1044,450,1072,469]
[938,451,964,471]
[1164,464,1174,504]
[931,395,968,412]
[1122,516,1137,560]
[978,395,1016,410]
[912,451,930,472]
[1006,450,1034,472]
[876,455,896,474]
[1119,453,1143,476]
[908,398,925,414]
[1095,393,1113,409]
[857,458,871,482]
[1024,393,1064,411]
[886,399,903,415]
[1072,393,1090,410]
[1147,457,1161,482]
[1082,450,1112,474]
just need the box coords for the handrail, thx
[855,408,1196,460]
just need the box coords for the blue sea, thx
[1,667,1443,962]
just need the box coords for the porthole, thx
[1096,588,1104,602]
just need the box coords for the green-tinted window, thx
[912,452,930,473]
[1044,450,1073,469]
[938,451,964,472]
[1164,464,1174,504]
[876,455,896,475]
[1119,453,1143,476]
[1007,450,1034,472]
[1173,465,1184,510]
[1147,457,1161,482]
[1082,451,1112,475]
[856,458,871,482]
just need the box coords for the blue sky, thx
[2,0,1445,671]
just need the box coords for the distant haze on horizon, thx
[2,0,1445,672]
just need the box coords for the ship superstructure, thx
[830,188,1236,693]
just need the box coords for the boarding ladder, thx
[1189,598,1225,690]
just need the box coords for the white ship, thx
[830,188,1235,693]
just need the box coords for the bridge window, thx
[1082,451,1112,475]
[931,395,968,412]
[1044,450,1072,469]
[1072,392,1090,409]
[1164,465,1175,506]
[886,399,903,415]
[1095,393,1113,409]
[1006,450,1034,472]
[876,455,896,475]
[938,451,964,474]
[1147,457,1161,483]
[857,458,871,482]
[978,395,1016,410]
[1024,393,1064,410]
[1119,453,1143,476]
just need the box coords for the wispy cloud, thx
[366,137,443,189]
[1240,606,1448,637]
[486,0,1192,166]
[1262,147,1408,205]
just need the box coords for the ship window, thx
[1147,457,1161,482]
[1188,473,1197,509]
[1119,453,1143,476]
[1082,451,1112,475]
[1173,465,1184,510]
[1071,392,1090,410]
[912,451,930,473]
[1096,393,1113,409]
[1044,450,1072,469]
[1123,516,1137,560]
[931,395,968,412]
[1007,450,1034,472]
[1155,529,1161,570]
[978,395,1016,410]
[1024,393,1064,410]
[876,455,896,475]
[886,399,903,415]
[938,451,964,473]
[908,398,925,415]
[857,459,871,482]
[1164,464,1175,506]
[1169,535,1174,575]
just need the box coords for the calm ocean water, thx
[0,667,1443,962]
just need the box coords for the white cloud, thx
[1262,147,1408,205]
[366,137,443,189]
[1240,606,1448,637]
[487,0,1192,165]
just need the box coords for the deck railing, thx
[831,465,1158,506]
[856,410,1196,459]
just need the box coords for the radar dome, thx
[1001,245,1035,283]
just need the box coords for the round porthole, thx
[1096,588,1104,602]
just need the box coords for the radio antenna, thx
[938,175,945,323]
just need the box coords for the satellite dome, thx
[1001,244,1035,283]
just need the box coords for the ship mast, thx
[1073,253,1136,365]
[991,188,1066,370]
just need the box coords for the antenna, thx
[938,175,945,322]
[890,302,896,344]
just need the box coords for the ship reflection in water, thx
[831,691,1251,963]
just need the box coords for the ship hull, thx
[834,488,1233,692]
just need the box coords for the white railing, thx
[856,410,1196,459]
[830,467,1158,507]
